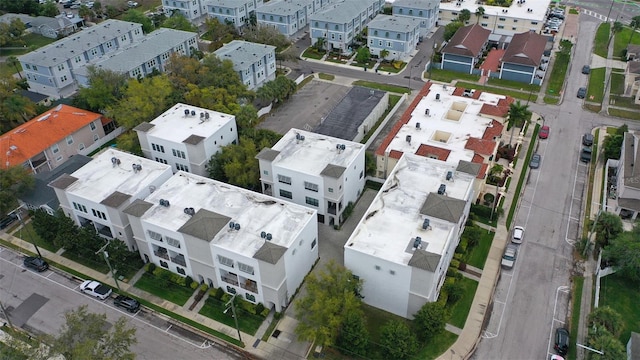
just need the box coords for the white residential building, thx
[123,171,318,311]
[214,40,276,90]
[134,103,238,176]
[49,149,173,250]
[438,0,551,36]
[344,153,476,319]
[256,129,365,226]
[162,0,204,21]
[309,0,385,55]
[367,14,421,62]
[205,0,264,29]
[255,0,332,37]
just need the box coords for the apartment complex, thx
[367,14,421,62]
[124,171,318,311]
[214,40,276,90]
[255,0,333,37]
[345,153,476,318]
[204,0,264,28]
[391,0,439,38]
[134,103,238,176]
[49,149,173,250]
[161,0,204,21]
[256,129,365,226]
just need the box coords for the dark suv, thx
[0,213,17,230]
[113,295,140,313]
[554,328,569,355]
[582,133,594,146]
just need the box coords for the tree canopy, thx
[73,66,129,113]
[444,21,463,42]
[122,9,154,33]
[242,23,291,51]
[378,320,418,360]
[506,101,531,129]
[161,12,198,32]
[603,224,640,281]
[594,212,623,248]
[0,166,34,216]
[106,75,173,129]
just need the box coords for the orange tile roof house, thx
[1,105,111,174]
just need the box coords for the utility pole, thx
[0,300,13,328]
[96,241,121,292]
[15,210,42,258]
[225,294,242,344]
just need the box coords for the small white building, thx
[123,171,318,311]
[344,153,476,319]
[256,129,365,226]
[49,149,173,250]
[214,40,276,90]
[134,103,238,176]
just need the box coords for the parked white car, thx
[501,244,518,269]
[80,280,112,300]
[512,226,525,244]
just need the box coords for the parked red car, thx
[539,125,550,139]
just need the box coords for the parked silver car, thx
[501,244,518,269]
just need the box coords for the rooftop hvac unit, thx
[446,171,453,181]
[295,133,305,143]
[438,184,446,195]
[159,199,170,207]
[416,122,421,130]
[184,207,195,216]
[205,112,210,120]
[406,135,411,144]
[190,110,196,116]
[336,144,346,153]
[435,93,440,101]
[229,221,240,231]
[184,109,190,116]
[200,112,205,119]
[266,233,272,241]
[425,108,430,116]
[132,164,142,173]
[422,218,431,230]
[413,236,422,249]
[111,157,121,167]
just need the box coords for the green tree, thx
[506,101,531,129]
[458,9,471,23]
[444,21,463,41]
[122,9,154,33]
[355,46,371,64]
[202,17,237,50]
[475,6,485,23]
[0,166,34,216]
[104,5,120,19]
[380,48,390,61]
[612,21,623,35]
[115,131,142,156]
[7,18,25,38]
[294,260,364,347]
[73,66,129,113]
[594,212,623,248]
[559,39,573,55]
[365,152,376,176]
[379,320,418,360]
[335,309,369,357]
[603,229,640,281]
[6,55,22,79]
[0,73,37,133]
[587,328,625,360]
[413,301,447,340]
[602,133,624,160]
[314,37,326,52]
[161,13,198,32]
[588,306,624,337]
[234,104,258,130]
[106,75,173,129]
[41,305,136,360]
[628,16,640,47]
[78,5,94,20]
[242,23,291,51]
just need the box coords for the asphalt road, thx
[0,246,243,360]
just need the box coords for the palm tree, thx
[627,16,640,48]
[6,56,22,79]
[475,7,485,24]
[612,21,623,35]
[459,9,471,24]
[506,101,531,145]
[315,37,326,53]
[380,49,389,61]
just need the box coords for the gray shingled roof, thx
[314,86,386,140]
[19,20,142,65]
[309,0,372,24]
[183,134,205,145]
[367,14,421,33]
[208,0,255,7]
[392,0,439,9]
[255,148,281,161]
[408,249,441,271]
[617,197,640,212]
[420,193,466,223]
[253,241,287,264]
[258,0,312,16]
[123,198,153,217]
[456,160,481,177]
[178,208,231,242]
[48,173,79,190]
[442,24,491,57]
[100,191,132,208]
[134,122,155,132]
[214,40,276,71]
[501,31,547,67]
[622,132,640,190]
[320,164,346,178]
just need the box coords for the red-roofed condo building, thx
[1,105,114,174]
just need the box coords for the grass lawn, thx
[609,71,625,96]
[546,51,570,95]
[318,73,335,80]
[428,68,480,83]
[455,81,538,102]
[609,94,640,108]
[415,331,458,360]
[599,274,640,344]
[301,48,325,60]
[350,61,376,69]
[614,27,640,59]
[62,251,110,273]
[487,78,540,92]
[377,61,404,73]
[567,276,584,360]
[199,297,264,335]
[544,95,560,104]
[352,80,409,94]
[587,67,605,103]
[447,277,479,328]
[594,23,610,58]
[0,61,21,77]
[466,230,495,269]
[134,272,194,306]
[14,222,59,253]
[608,107,640,120]
[0,33,57,56]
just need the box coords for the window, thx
[390,270,395,275]
[152,144,165,153]
[176,163,189,172]
[218,255,234,267]
[51,144,59,154]
[305,197,319,207]
[497,25,504,29]
[385,31,389,38]
[66,135,73,145]
[78,143,85,151]
[280,189,292,199]
[176,267,186,275]
[226,286,236,294]
[311,238,317,249]
[498,17,506,21]
[60,75,67,82]
[56,155,63,162]
[359,170,363,179]
[246,293,256,302]
[33,65,38,71]
[304,181,318,192]
[263,170,269,175]
[513,19,518,23]
[90,122,96,131]
[374,30,378,36]
[375,265,381,270]
[238,262,254,275]
[292,249,297,255]
[160,260,168,268]
[57,64,65,71]
[166,236,181,248]
[278,175,291,185]
[531,21,538,25]
[148,230,163,241]
[328,188,333,193]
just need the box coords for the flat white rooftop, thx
[439,0,551,22]
[270,129,364,175]
[345,154,474,264]
[141,171,316,254]
[382,82,504,164]
[66,148,171,203]
[146,103,235,143]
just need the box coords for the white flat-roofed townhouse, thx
[391,0,439,38]
[255,0,332,37]
[162,0,204,21]
[123,171,318,311]
[438,0,550,36]
[309,0,385,55]
[49,149,173,251]
[18,20,145,99]
[367,14,421,62]
[214,40,276,90]
[256,129,365,226]
[74,28,198,88]
[344,153,476,318]
[205,0,264,29]
[134,103,238,176]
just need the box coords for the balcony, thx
[171,254,186,266]
[221,275,239,286]
[154,247,169,260]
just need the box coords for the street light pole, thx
[577,343,604,355]
[0,300,13,328]
[225,294,242,344]
[15,210,42,258]
[96,241,121,292]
